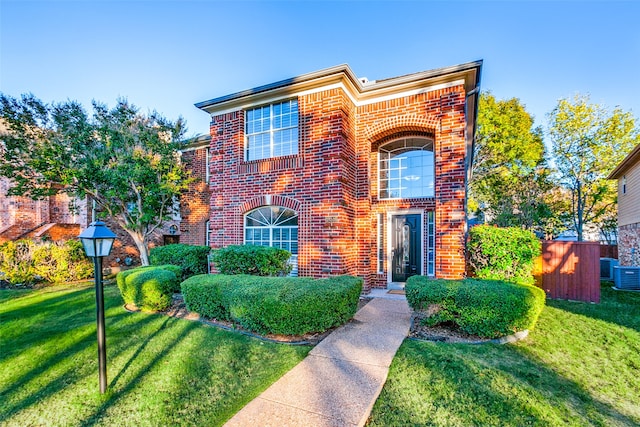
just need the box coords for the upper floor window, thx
[379,137,435,199]
[245,99,298,161]
[622,175,626,194]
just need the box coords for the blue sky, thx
[1,0,639,139]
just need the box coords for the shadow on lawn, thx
[371,341,638,426]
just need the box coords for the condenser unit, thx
[613,266,640,290]
[600,258,618,281]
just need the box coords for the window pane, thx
[379,137,434,199]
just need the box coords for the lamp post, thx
[79,221,117,394]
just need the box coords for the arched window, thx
[379,137,434,199]
[245,206,299,275]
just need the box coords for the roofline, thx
[608,142,640,179]
[195,60,483,112]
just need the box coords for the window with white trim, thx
[245,99,298,161]
[379,137,435,199]
[245,206,299,275]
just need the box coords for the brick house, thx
[194,61,482,290]
[609,143,640,266]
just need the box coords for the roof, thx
[608,142,640,179]
[194,61,483,114]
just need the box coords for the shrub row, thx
[181,274,362,335]
[211,245,292,276]
[0,239,93,285]
[406,276,546,338]
[116,264,182,311]
[149,244,210,280]
[468,225,541,286]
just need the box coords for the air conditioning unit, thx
[600,258,618,281]
[613,266,640,290]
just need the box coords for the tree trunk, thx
[127,229,151,266]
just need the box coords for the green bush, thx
[149,244,210,280]
[0,239,93,285]
[117,265,181,311]
[468,225,541,286]
[181,274,362,335]
[211,245,292,276]
[406,276,546,338]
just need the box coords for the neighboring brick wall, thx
[619,222,640,266]
[0,177,48,232]
[179,147,211,246]
[205,83,470,290]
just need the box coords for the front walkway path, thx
[224,297,411,427]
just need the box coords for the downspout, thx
[463,65,482,277]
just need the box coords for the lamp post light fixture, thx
[78,221,117,394]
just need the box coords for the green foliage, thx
[116,265,180,311]
[548,94,640,240]
[468,225,541,286]
[149,244,210,280]
[471,92,555,232]
[181,274,362,335]
[0,239,93,285]
[0,94,193,265]
[406,276,546,338]
[211,245,292,276]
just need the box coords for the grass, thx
[368,284,640,426]
[0,283,310,426]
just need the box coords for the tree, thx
[471,92,554,233]
[548,94,639,241]
[0,94,192,265]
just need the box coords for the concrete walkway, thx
[224,296,411,427]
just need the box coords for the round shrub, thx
[211,245,292,276]
[406,276,546,338]
[117,265,180,311]
[468,225,541,286]
[149,244,210,280]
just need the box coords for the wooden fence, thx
[534,241,600,303]
[600,244,618,259]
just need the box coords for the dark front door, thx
[391,214,421,282]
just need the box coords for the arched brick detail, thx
[239,195,301,214]
[365,114,440,143]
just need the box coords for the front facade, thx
[196,62,482,290]
[609,143,640,266]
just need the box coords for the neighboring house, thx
[0,177,88,243]
[609,143,640,266]
[194,61,482,290]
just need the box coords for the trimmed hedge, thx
[211,245,292,276]
[149,244,210,280]
[117,265,182,311]
[406,276,546,338]
[181,274,362,335]
[468,225,541,286]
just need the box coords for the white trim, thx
[386,209,425,286]
[209,79,465,118]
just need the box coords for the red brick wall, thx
[179,147,211,246]
[206,84,469,289]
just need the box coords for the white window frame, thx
[244,206,299,276]
[378,137,435,200]
[245,99,298,161]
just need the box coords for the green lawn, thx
[0,283,310,426]
[368,285,640,426]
